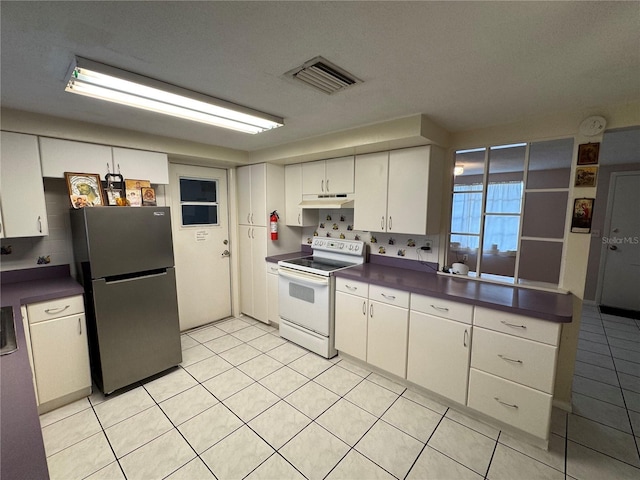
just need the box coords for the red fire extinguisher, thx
[270,210,279,240]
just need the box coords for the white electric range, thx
[278,238,366,358]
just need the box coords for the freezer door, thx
[73,207,175,278]
[91,267,181,394]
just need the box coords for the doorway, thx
[168,163,232,331]
[597,171,640,314]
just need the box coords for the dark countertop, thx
[265,245,312,263]
[1,265,84,480]
[334,263,573,323]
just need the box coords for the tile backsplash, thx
[300,209,439,265]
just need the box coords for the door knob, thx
[610,245,618,251]
[222,250,230,257]
[223,239,228,245]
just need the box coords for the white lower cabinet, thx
[239,226,268,323]
[335,290,368,362]
[21,295,91,411]
[367,299,408,378]
[266,261,280,325]
[407,312,471,405]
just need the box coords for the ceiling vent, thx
[287,56,362,95]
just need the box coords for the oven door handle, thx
[278,267,330,286]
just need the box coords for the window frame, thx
[179,176,220,227]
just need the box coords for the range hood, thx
[299,194,355,209]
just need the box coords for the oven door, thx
[278,266,332,336]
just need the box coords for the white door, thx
[169,164,232,330]
[600,172,640,311]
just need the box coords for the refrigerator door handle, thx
[105,270,167,285]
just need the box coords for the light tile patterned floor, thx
[40,308,640,479]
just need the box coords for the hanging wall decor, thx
[577,142,600,165]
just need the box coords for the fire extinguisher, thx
[270,210,279,240]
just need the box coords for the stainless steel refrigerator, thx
[71,207,182,394]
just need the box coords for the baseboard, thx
[552,398,573,413]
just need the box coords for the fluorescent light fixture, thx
[456,147,486,154]
[453,165,464,176]
[65,57,284,134]
[490,143,527,150]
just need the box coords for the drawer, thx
[369,284,410,308]
[336,277,369,298]
[410,293,473,324]
[471,327,558,393]
[266,261,279,275]
[473,307,561,346]
[26,295,85,324]
[468,368,552,440]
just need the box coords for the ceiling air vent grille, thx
[288,57,362,95]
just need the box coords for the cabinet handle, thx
[106,162,111,174]
[363,301,367,315]
[78,318,82,335]
[389,216,392,230]
[250,213,254,224]
[247,213,251,223]
[298,213,301,225]
[369,304,373,317]
[37,216,42,233]
[494,397,519,409]
[345,284,358,291]
[247,228,251,239]
[498,354,523,364]
[381,293,396,300]
[326,179,330,192]
[430,304,449,312]
[45,305,70,315]
[270,266,278,272]
[463,329,468,347]
[117,163,121,174]
[251,228,255,239]
[321,179,324,192]
[500,320,527,329]
[381,216,385,230]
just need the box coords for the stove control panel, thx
[312,238,365,256]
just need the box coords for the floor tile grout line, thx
[87,398,127,480]
[402,409,448,480]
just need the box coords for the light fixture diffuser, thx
[65,57,284,134]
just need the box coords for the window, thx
[448,138,573,287]
[179,177,219,226]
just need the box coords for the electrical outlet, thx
[462,254,469,262]
[424,240,432,250]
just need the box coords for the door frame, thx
[595,170,640,306]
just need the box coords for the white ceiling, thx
[1,1,639,154]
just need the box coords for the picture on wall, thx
[64,172,105,206]
[571,198,595,233]
[574,166,598,187]
[577,142,600,165]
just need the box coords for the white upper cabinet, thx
[354,146,444,235]
[0,132,49,238]
[237,164,267,226]
[301,156,354,195]
[111,148,169,184]
[39,137,112,178]
[39,138,169,184]
[284,164,318,227]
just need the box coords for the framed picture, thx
[70,194,89,209]
[141,187,157,206]
[571,198,595,233]
[125,179,151,207]
[574,166,598,187]
[577,142,600,165]
[64,172,105,206]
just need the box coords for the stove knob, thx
[339,243,344,249]
[348,244,353,250]
[355,245,360,251]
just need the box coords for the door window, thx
[179,177,219,226]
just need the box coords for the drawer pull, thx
[78,318,82,335]
[430,305,449,312]
[381,293,396,300]
[501,320,527,329]
[463,329,469,347]
[345,285,358,291]
[498,354,523,364]
[44,305,70,315]
[363,301,367,315]
[494,397,519,409]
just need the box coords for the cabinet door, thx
[407,312,471,405]
[237,166,253,225]
[354,152,389,232]
[387,147,429,235]
[325,156,354,194]
[250,164,267,226]
[285,164,317,226]
[367,300,408,377]
[112,147,169,184]
[39,137,112,178]
[251,226,268,323]
[29,314,91,405]
[0,132,49,237]
[335,292,368,361]
[302,161,326,194]
[267,262,280,325]
[239,225,254,316]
